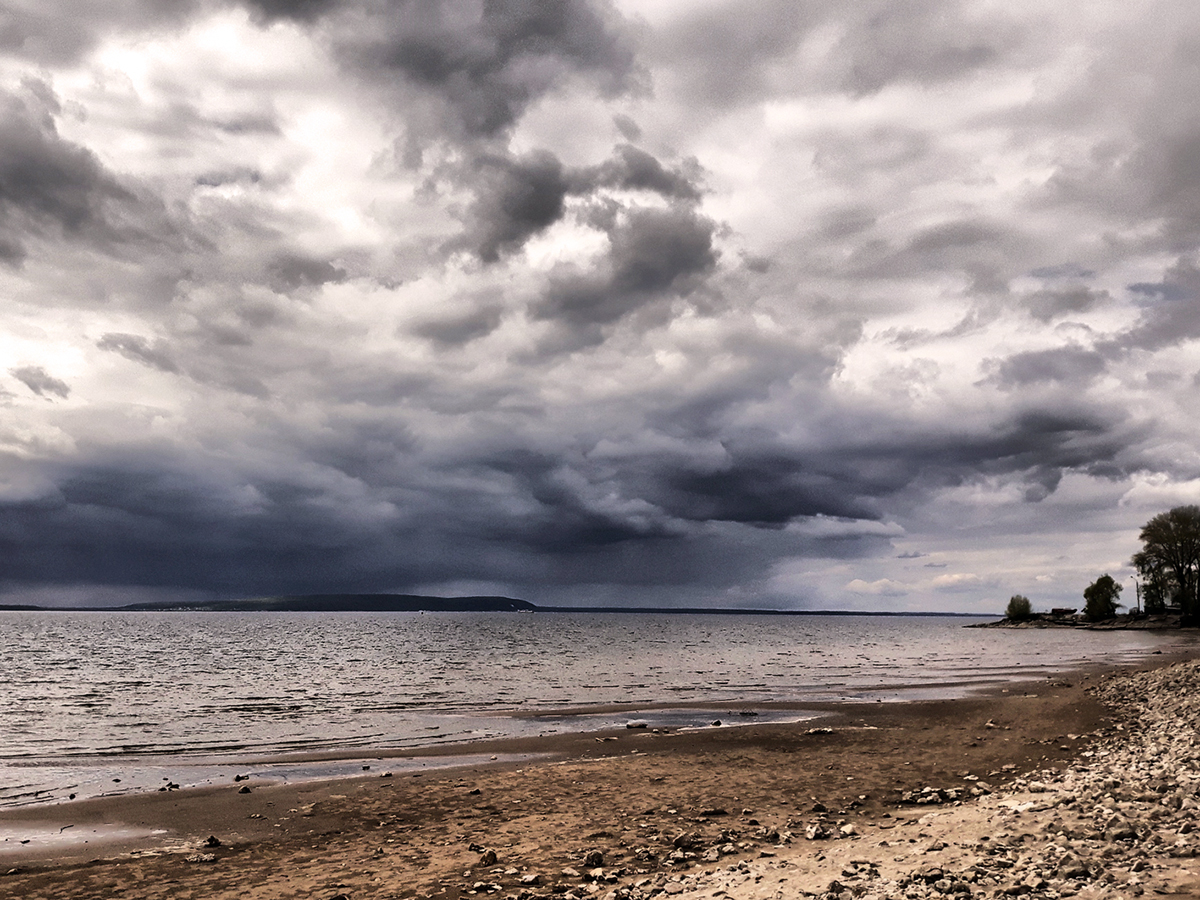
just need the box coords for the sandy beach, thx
[6,649,1198,900]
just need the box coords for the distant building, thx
[1050,607,1077,616]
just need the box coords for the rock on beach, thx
[650,659,1200,899]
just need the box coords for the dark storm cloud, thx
[603,205,717,294]
[982,347,1107,388]
[465,448,682,550]
[0,384,1133,599]
[0,462,416,595]
[451,142,706,263]
[9,366,70,399]
[1099,260,1200,354]
[612,113,641,142]
[0,86,139,262]
[412,303,504,345]
[905,219,1004,255]
[1021,285,1107,322]
[195,168,266,188]
[672,408,1127,520]
[97,333,180,374]
[967,409,1124,491]
[489,401,1124,552]
[648,455,881,525]
[459,150,569,262]
[241,0,342,23]
[265,251,349,292]
[956,409,1114,468]
[0,452,837,600]
[211,112,281,136]
[342,0,638,140]
[534,204,718,327]
[476,402,1126,560]
[572,144,704,201]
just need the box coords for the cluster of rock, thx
[745,659,1200,899]
[463,823,795,900]
[461,658,1200,900]
[897,785,991,806]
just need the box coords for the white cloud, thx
[931,573,985,591]
[845,578,910,597]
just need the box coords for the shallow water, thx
[1,611,1193,807]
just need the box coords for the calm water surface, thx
[1,611,1193,807]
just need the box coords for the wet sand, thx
[0,661,1137,900]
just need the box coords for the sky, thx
[2,0,1200,612]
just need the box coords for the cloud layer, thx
[2,0,1200,610]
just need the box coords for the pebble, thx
[628,658,1200,900]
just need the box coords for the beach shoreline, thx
[5,628,1193,818]
[5,646,1197,898]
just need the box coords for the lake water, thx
[1,611,1194,808]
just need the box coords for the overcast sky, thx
[2,0,1199,611]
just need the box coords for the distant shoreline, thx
[971,611,1193,630]
[0,593,991,616]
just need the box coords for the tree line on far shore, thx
[1006,505,1200,625]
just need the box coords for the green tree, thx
[1135,506,1200,623]
[1005,594,1033,620]
[1083,574,1123,621]
[1131,550,1172,614]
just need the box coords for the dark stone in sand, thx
[238,786,252,794]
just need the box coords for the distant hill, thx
[115,594,538,613]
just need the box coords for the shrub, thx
[1005,594,1033,620]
